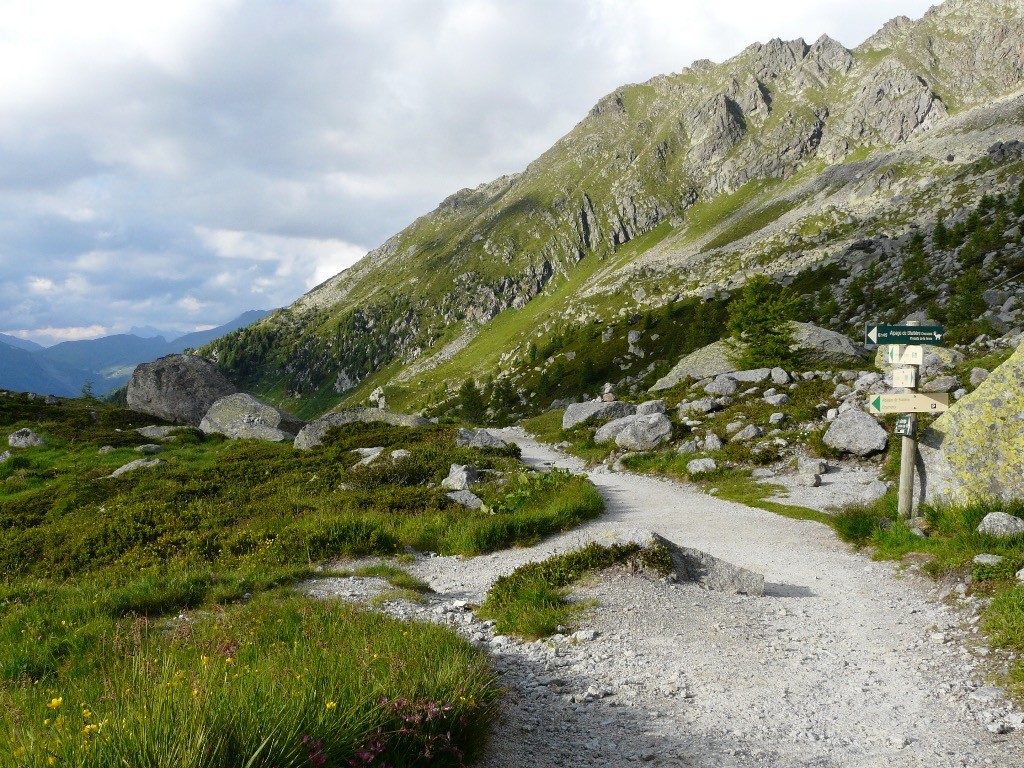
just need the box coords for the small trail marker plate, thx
[868,392,949,414]
[893,415,915,437]
[865,324,945,346]
[892,368,917,388]
[886,345,924,366]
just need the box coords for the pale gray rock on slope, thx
[687,458,718,475]
[126,354,238,426]
[562,400,637,430]
[863,480,889,501]
[797,457,828,475]
[918,343,1024,505]
[823,410,888,456]
[976,512,1024,537]
[704,376,738,396]
[732,368,773,383]
[635,399,667,415]
[8,428,45,448]
[135,444,163,454]
[969,368,990,387]
[608,529,765,596]
[456,428,509,449]
[446,490,484,510]
[973,553,1005,566]
[770,367,791,385]
[0,450,10,463]
[199,393,305,442]
[136,426,185,439]
[615,413,673,451]
[677,398,720,415]
[594,415,639,444]
[731,424,763,442]
[651,323,865,391]
[105,458,162,478]
[441,464,480,491]
[923,375,960,393]
[764,393,790,406]
[293,409,430,450]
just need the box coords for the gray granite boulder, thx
[687,458,718,475]
[918,344,1024,505]
[199,393,305,442]
[294,409,430,450]
[447,490,484,510]
[976,512,1024,537]
[636,400,667,415]
[0,450,11,463]
[615,414,673,451]
[594,415,639,444]
[8,428,46,448]
[456,428,509,450]
[705,376,738,397]
[127,354,237,426]
[441,464,479,491]
[822,410,888,456]
[562,400,637,430]
[677,398,720,416]
[105,458,162,479]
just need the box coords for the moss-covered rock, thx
[199,393,305,442]
[918,343,1024,504]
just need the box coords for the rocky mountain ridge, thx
[205,0,1024,418]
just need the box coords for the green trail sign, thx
[868,392,949,414]
[893,415,915,437]
[865,324,945,346]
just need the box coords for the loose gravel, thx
[305,429,1023,767]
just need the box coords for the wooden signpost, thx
[864,321,947,519]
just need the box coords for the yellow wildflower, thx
[47,697,63,709]
[325,701,337,710]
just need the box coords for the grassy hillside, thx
[0,395,602,766]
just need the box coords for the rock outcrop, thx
[8,428,46,448]
[199,393,305,442]
[456,428,510,450]
[615,414,673,451]
[294,409,430,450]
[126,354,237,426]
[562,401,638,430]
[918,343,1024,504]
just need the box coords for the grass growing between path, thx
[833,498,1024,699]
[0,394,606,766]
[478,542,672,639]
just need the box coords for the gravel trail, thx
[308,429,1023,767]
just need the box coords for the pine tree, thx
[458,379,486,423]
[727,275,802,369]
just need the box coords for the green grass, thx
[1,592,497,767]
[478,542,672,639]
[0,394,607,766]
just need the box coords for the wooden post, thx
[897,320,920,519]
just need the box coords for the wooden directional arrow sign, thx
[886,345,924,366]
[867,393,949,414]
[865,324,945,346]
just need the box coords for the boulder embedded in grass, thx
[976,512,1024,537]
[562,400,637,430]
[615,414,672,451]
[442,464,479,491]
[822,410,888,456]
[200,393,305,442]
[687,458,718,475]
[456,428,509,449]
[447,490,484,510]
[8,428,45,448]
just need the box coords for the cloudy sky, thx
[0,0,937,345]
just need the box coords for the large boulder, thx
[9,428,46,448]
[127,354,237,426]
[199,393,305,442]
[615,413,673,451]
[918,344,1024,505]
[791,322,866,366]
[651,322,864,391]
[294,409,430,450]
[822,410,888,456]
[594,415,639,444]
[456,428,509,450]
[562,400,637,430]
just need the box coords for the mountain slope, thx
[205,0,1024,417]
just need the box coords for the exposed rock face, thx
[651,341,737,390]
[294,409,430,450]
[606,529,764,596]
[594,415,640,445]
[562,401,638,430]
[456,428,509,450]
[919,343,1024,504]
[447,490,484,510]
[126,354,237,426]
[822,410,889,456]
[791,323,866,366]
[199,393,305,442]
[635,400,667,415]
[8,428,45,448]
[687,458,718,475]
[615,414,673,451]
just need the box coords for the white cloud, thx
[0,0,939,339]
[2,324,110,345]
